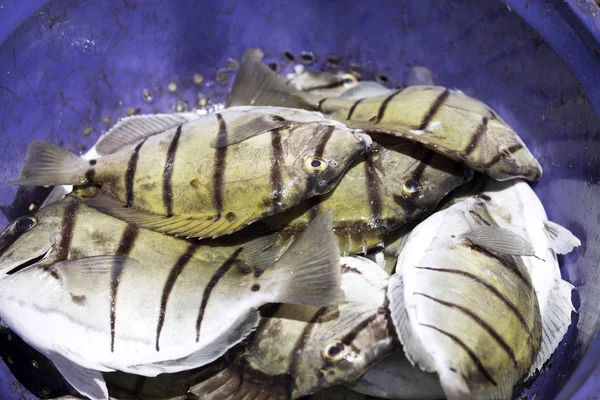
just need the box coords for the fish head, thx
[292,305,394,397]
[288,66,361,98]
[285,123,372,199]
[482,121,543,181]
[375,140,473,214]
[0,200,67,277]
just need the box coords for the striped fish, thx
[0,196,342,400]
[477,179,579,375]
[47,257,393,400]
[227,48,543,182]
[388,198,542,400]
[7,106,371,239]
[262,135,472,255]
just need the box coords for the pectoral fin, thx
[52,256,139,293]
[95,113,200,155]
[461,226,535,257]
[51,354,109,400]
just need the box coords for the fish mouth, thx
[1,246,51,276]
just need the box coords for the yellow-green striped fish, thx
[7,106,371,239]
[0,196,342,400]
[227,48,543,182]
[388,197,542,400]
[263,135,472,255]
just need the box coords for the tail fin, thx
[226,48,311,109]
[6,141,88,186]
[264,212,342,307]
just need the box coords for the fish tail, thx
[6,141,89,186]
[265,211,343,307]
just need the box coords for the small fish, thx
[262,135,472,255]
[477,179,580,374]
[349,351,444,399]
[7,107,371,239]
[388,198,542,400]
[0,196,342,400]
[227,48,543,182]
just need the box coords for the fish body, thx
[228,49,543,182]
[0,197,342,400]
[477,179,579,373]
[8,107,371,239]
[264,136,472,254]
[388,198,542,400]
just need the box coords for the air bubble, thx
[126,107,140,116]
[142,88,153,102]
[226,58,240,71]
[216,68,229,85]
[173,100,188,112]
[83,126,93,137]
[102,116,111,126]
[167,82,178,93]
[193,73,204,86]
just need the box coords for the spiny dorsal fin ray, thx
[209,113,292,148]
[95,113,200,155]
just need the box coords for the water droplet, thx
[102,116,111,126]
[173,100,187,112]
[167,82,178,93]
[28,201,39,212]
[216,68,229,85]
[196,95,209,107]
[142,88,153,102]
[126,107,140,116]
[193,73,204,86]
[83,126,93,137]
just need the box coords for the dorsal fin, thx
[226,48,310,109]
[95,113,200,155]
[209,112,293,148]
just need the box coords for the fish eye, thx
[402,179,422,197]
[14,216,37,232]
[323,342,346,361]
[498,146,515,162]
[341,73,358,88]
[305,157,329,174]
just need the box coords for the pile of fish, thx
[0,48,581,400]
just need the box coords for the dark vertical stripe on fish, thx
[156,242,201,351]
[125,138,148,208]
[56,198,79,260]
[374,88,404,123]
[317,98,328,112]
[347,98,365,120]
[195,247,244,341]
[364,155,384,231]
[270,130,284,214]
[286,306,329,398]
[414,292,518,367]
[471,245,533,291]
[418,88,450,130]
[315,125,335,157]
[419,323,497,385]
[213,113,228,220]
[414,267,534,343]
[110,223,140,352]
[482,144,524,170]
[162,125,183,217]
[464,117,488,157]
[341,313,378,346]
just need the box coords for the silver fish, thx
[388,198,542,400]
[477,179,579,374]
[0,196,342,400]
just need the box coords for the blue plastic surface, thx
[1,0,599,399]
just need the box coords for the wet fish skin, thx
[227,49,543,182]
[388,198,542,400]
[263,135,472,255]
[7,106,370,239]
[477,179,579,375]
[0,196,342,400]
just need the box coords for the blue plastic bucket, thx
[1,0,599,398]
